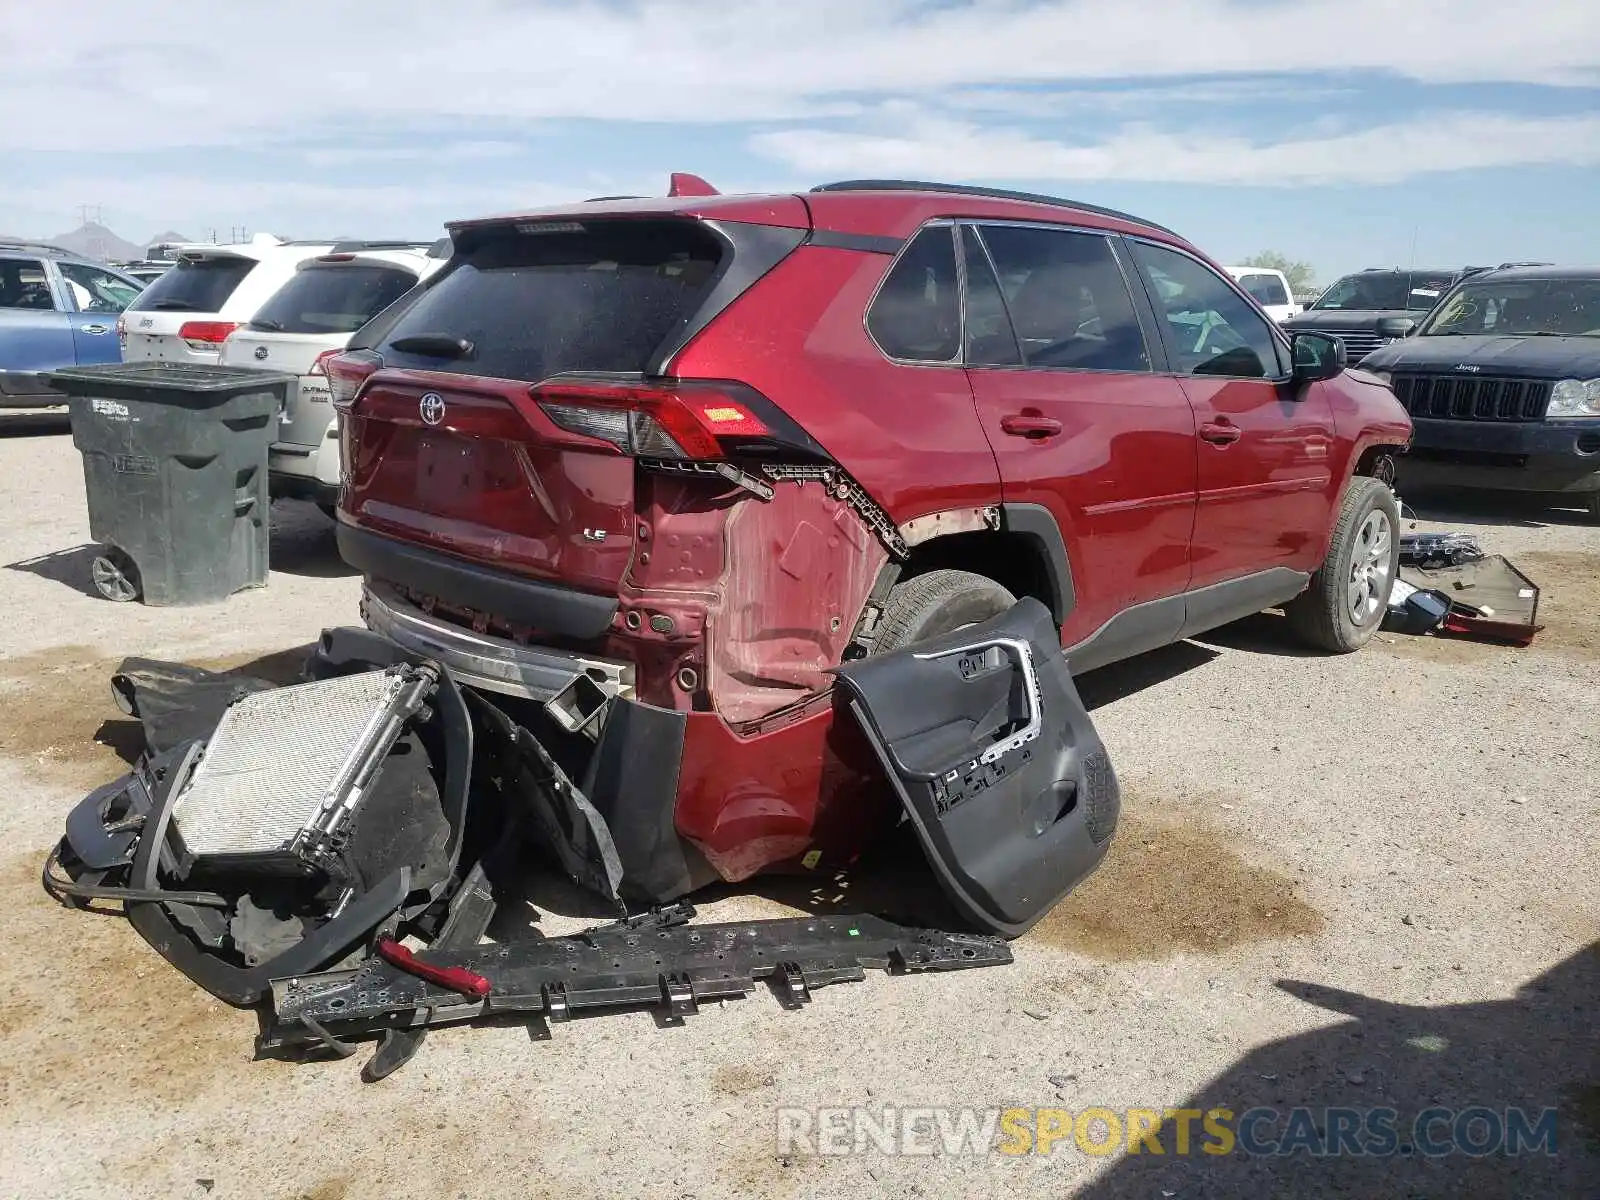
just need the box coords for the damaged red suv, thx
[327,178,1411,933]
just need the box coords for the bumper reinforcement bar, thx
[261,903,1011,1075]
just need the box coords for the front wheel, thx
[1285,476,1400,653]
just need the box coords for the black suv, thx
[1361,266,1600,521]
[1284,267,1474,364]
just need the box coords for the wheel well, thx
[1354,445,1403,484]
[899,531,1058,618]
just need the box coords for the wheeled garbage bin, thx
[46,362,293,605]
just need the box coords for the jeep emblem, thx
[419,392,446,425]
[1453,363,1481,373]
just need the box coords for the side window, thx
[1238,272,1289,307]
[0,259,57,311]
[57,262,142,313]
[961,226,1021,366]
[974,225,1149,372]
[866,226,960,362]
[1130,242,1285,379]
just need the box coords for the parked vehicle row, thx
[1361,265,1600,520]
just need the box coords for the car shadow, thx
[1076,641,1222,710]
[1075,941,1599,1198]
[0,408,70,437]
[1189,611,1325,659]
[1399,487,1596,530]
[267,501,357,579]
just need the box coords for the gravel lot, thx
[1,413,1595,1200]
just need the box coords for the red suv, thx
[327,178,1411,930]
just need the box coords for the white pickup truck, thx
[1224,266,1300,323]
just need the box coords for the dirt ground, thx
[1,414,1595,1199]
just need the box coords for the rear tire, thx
[1285,476,1400,653]
[872,569,1016,655]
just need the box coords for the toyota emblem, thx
[419,392,446,425]
[253,345,268,360]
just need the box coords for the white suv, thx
[118,234,350,364]
[218,241,450,507]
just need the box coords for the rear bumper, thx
[268,435,342,504]
[337,523,620,640]
[360,581,634,703]
[1398,418,1600,495]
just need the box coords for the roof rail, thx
[1498,260,1554,269]
[584,195,647,202]
[0,240,77,257]
[809,179,1178,237]
[326,239,441,254]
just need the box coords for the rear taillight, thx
[307,348,341,377]
[326,349,384,410]
[178,320,239,349]
[115,315,127,347]
[533,379,796,460]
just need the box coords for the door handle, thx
[999,414,1063,439]
[83,324,110,335]
[1199,419,1241,446]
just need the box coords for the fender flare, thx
[999,503,1076,624]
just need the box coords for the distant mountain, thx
[50,222,146,263]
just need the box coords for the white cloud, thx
[1,0,1597,152]
[752,110,1600,186]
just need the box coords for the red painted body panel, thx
[964,368,1197,644]
[668,244,1003,524]
[1180,377,1337,588]
[674,699,887,882]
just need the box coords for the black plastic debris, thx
[1383,579,1451,635]
[1399,531,1484,570]
[260,903,1011,1075]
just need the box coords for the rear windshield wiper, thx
[390,333,474,359]
[144,299,197,310]
[249,318,284,332]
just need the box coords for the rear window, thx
[1237,272,1289,307]
[128,256,256,314]
[378,220,725,380]
[250,263,418,335]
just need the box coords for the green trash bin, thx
[46,362,293,606]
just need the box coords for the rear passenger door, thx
[1125,241,1335,606]
[0,257,75,376]
[960,223,1198,660]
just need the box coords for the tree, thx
[1240,251,1316,293]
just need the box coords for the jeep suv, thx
[326,179,1411,922]
[1360,265,1600,521]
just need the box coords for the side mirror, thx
[1376,316,1417,339]
[1292,331,1346,383]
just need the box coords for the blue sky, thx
[3,0,1598,283]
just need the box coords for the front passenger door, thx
[58,261,141,366]
[1125,240,1335,605]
